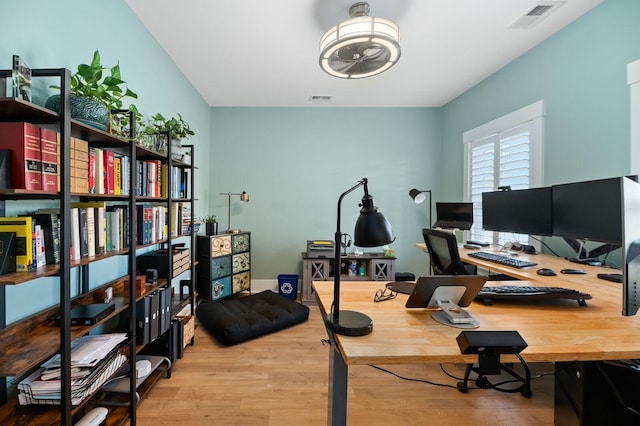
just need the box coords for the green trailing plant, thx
[144,112,195,141]
[50,50,138,112]
[111,103,144,139]
[200,214,217,223]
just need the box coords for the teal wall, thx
[0,0,210,322]
[209,107,440,280]
[1,0,639,322]
[441,0,640,198]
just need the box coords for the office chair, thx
[422,228,477,275]
[422,228,514,280]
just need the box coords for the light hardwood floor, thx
[136,306,554,425]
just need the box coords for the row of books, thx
[139,202,192,246]
[0,200,194,271]
[88,144,189,198]
[0,216,51,271]
[0,121,190,199]
[0,122,60,192]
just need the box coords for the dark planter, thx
[206,222,218,236]
[45,94,109,131]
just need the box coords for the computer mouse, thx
[560,269,587,274]
[536,268,556,276]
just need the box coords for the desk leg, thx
[328,343,348,426]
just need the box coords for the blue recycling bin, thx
[277,274,299,300]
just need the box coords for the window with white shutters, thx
[463,102,544,247]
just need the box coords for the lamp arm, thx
[333,178,367,323]
[427,190,432,228]
[417,189,433,228]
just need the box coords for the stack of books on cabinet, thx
[0,68,196,425]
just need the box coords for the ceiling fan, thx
[319,2,401,79]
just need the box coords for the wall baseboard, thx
[251,279,280,294]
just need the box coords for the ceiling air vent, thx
[309,95,332,102]
[509,2,565,29]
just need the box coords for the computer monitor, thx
[552,177,623,245]
[549,175,639,316]
[481,187,553,236]
[621,177,640,316]
[434,202,473,230]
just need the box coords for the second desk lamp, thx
[220,191,249,233]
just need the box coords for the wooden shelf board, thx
[0,251,130,285]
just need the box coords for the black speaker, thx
[0,150,10,189]
[0,232,17,275]
[145,268,158,285]
[456,330,528,355]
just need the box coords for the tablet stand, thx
[431,300,480,329]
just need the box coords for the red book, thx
[39,127,59,192]
[88,148,96,194]
[103,150,115,195]
[0,122,42,190]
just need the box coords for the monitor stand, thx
[431,300,480,329]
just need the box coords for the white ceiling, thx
[124,0,602,108]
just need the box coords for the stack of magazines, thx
[17,333,128,406]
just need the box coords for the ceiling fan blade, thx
[361,46,384,61]
[336,45,359,61]
[333,59,359,74]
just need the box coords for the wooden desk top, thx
[416,243,621,284]
[313,275,640,366]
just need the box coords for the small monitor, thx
[434,202,473,230]
[405,275,488,328]
[482,187,553,236]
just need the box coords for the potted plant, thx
[143,112,195,156]
[201,214,218,236]
[111,103,143,140]
[46,50,138,131]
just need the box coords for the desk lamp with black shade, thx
[329,178,395,336]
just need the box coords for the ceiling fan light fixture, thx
[319,2,401,79]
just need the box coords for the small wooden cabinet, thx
[197,232,251,301]
[301,252,395,304]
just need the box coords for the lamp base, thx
[327,310,373,336]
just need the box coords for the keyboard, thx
[467,251,538,269]
[434,220,472,230]
[476,285,592,307]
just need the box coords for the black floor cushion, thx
[196,290,310,345]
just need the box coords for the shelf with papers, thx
[17,335,128,406]
[0,278,132,377]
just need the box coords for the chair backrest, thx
[422,228,469,275]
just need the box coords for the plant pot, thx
[45,94,109,131]
[206,222,218,236]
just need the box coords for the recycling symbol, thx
[280,282,294,295]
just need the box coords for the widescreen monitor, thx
[481,187,553,236]
[552,177,623,245]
